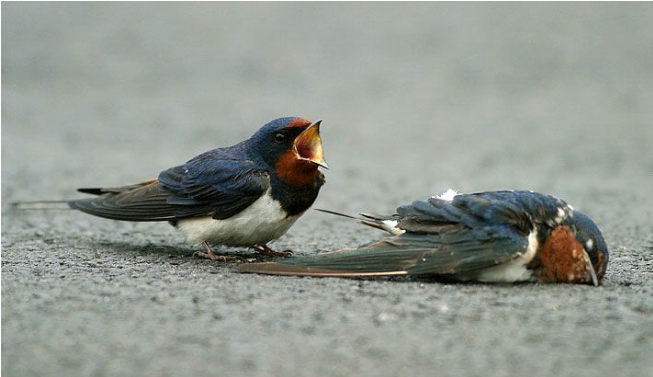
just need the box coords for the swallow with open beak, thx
[237,190,608,285]
[67,117,328,260]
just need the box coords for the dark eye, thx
[273,132,286,144]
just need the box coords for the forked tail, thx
[11,200,71,210]
[315,208,403,235]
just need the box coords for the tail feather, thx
[11,200,71,210]
[67,181,177,221]
[315,208,396,233]
[77,179,158,195]
[314,208,359,220]
[15,179,184,222]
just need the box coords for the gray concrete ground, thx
[3,3,653,377]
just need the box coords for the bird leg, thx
[253,244,293,258]
[194,241,239,262]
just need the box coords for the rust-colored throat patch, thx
[536,226,601,286]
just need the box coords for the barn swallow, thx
[66,117,327,260]
[237,189,609,285]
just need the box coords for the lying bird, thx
[18,117,327,260]
[237,190,609,285]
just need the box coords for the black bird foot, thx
[194,241,240,263]
[253,244,293,258]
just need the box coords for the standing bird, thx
[65,117,328,260]
[237,190,609,285]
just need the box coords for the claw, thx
[253,244,293,258]
[194,241,240,263]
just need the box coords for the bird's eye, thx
[273,132,286,144]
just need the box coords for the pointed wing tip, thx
[235,262,292,275]
[235,262,340,276]
[235,261,409,278]
[77,187,104,195]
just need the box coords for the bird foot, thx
[194,251,241,263]
[194,241,240,263]
[253,244,293,258]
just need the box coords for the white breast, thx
[176,190,300,247]
[473,229,539,283]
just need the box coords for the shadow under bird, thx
[237,190,609,285]
[46,117,328,260]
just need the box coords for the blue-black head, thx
[249,117,327,170]
[568,210,609,281]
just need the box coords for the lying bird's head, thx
[535,209,609,286]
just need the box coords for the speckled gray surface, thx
[2,3,653,377]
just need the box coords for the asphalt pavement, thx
[3,3,653,377]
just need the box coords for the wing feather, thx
[69,148,270,221]
[237,224,528,277]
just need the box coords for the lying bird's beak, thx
[582,249,599,287]
[294,120,328,169]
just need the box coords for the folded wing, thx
[69,149,269,221]
[237,221,529,278]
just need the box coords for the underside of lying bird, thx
[236,190,609,286]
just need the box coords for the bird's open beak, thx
[294,120,328,169]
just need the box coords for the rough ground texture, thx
[2,3,653,377]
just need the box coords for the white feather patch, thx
[474,228,539,283]
[433,188,459,202]
[381,220,405,236]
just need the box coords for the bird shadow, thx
[93,240,267,263]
